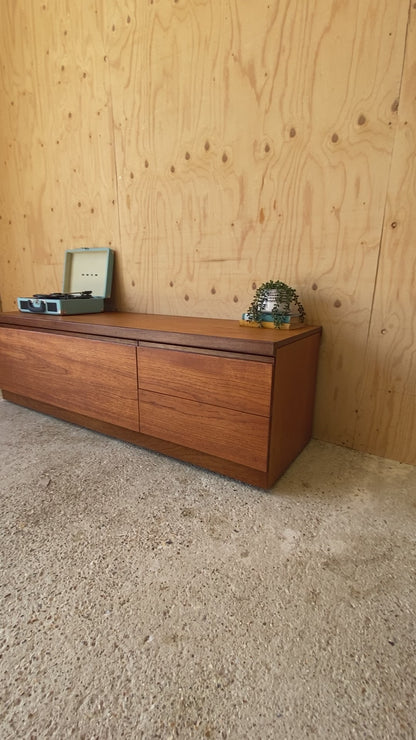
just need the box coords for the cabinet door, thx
[137,345,273,470]
[0,328,139,431]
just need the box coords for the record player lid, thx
[62,248,114,298]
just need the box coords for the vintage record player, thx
[17,247,114,315]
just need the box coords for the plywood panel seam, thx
[105,49,123,253]
[364,45,409,342]
[352,0,416,458]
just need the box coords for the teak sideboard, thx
[0,312,321,488]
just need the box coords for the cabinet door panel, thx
[138,346,272,416]
[140,390,269,471]
[0,328,139,431]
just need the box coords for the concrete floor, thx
[0,397,415,740]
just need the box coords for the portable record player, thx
[17,247,114,315]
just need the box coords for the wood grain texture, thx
[2,391,269,487]
[138,345,273,416]
[352,5,416,463]
[90,0,415,461]
[268,333,321,486]
[0,327,139,430]
[0,311,322,355]
[0,0,119,309]
[0,314,320,486]
[0,0,414,464]
[139,390,270,472]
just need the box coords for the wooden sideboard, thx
[0,312,321,488]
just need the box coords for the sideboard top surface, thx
[0,311,321,356]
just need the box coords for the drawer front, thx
[137,345,273,416]
[0,327,139,431]
[140,390,269,471]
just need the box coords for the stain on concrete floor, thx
[0,398,415,739]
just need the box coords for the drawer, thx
[137,345,273,416]
[0,327,139,431]
[139,390,270,471]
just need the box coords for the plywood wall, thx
[0,0,415,465]
[353,5,416,463]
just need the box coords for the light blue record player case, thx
[17,247,114,315]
